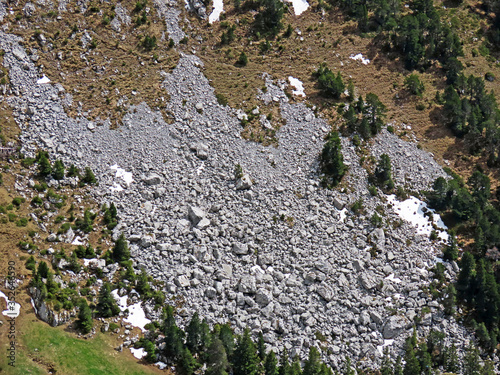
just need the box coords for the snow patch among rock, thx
[208,0,223,23]
[112,290,151,331]
[387,195,448,242]
[130,347,147,359]
[110,164,133,191]
[285,0,309,15]
[288,76,306,97]
[37,75,51,84]
[349,53,370,65]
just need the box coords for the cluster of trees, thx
[34,150,96,185]
[372,153,394,191]
[320,131,346,187]
[102,202,118,230]
[253,0,284,36]
[341,93,387,139]
[144,307,352,375]
[442,74,500,164]
[314,64,345,99]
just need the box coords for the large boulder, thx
[188,206,206,225]
[236,174,252,190]
[382,315,411,339]
[143,173,163,186]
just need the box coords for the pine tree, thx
[96,283,120,318]
[365,93,386,136]
[52,159,65,180]
[178,348,197,375]
[38,152,52,177]
[76,299,93,334]
[162,305,184,360]
[320,131,346,187]
[233,329,259,375]
[186,312,202,353]
[457,252,476,300]
[303,347,322,375]
[219,323,235,358]
[206,337,229,375]
[264,350,278,375]
[37,261,49,278]
[113,233,130,262]
[443,231,458,261]
[136,268,150,296]
[290,355,302,375]
[380,348,393,375]
[393,356,404,375]
[81,167,97,185]
[66,164,80,177]
[144,340,156,363]
[278,348,291,375]
[443,284,457,315]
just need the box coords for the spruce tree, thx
[67,164,80,177]
[96,283,120,318]
[457,252,476,300]
[219,323,235,358]
[136,268,151,296]
[186,312,202,353]
[303,347,322,375]
[443,231,459,261]
[113,233,130,262]
[290,356,302,375]
[233,329,259,375]
[178,348,197,375]
[264,350,278,375]
[393,356,404,375]
[143,340,156,363]
[37,261,49,278]
[52,159,65,180]
[380,348,393,375]
[444,343,460,373]
[76,299,93,334]
[81,167,97,185]
[162,305,184,360]
[320,131,346,187]
[206,337,229,375]
[278,348,291,375]
[463,343,481,375]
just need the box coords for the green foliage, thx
[237,51,248,66]
[37,151,52,177]
[52,159,65,180]
[373,153,394,191]
[264,351,278,375]
[315,64,344,99]
[254,0,284,36]
[233,329,259,375]
[37,261,49,278]
[162,305,184,360]
[76,299,93,334]
[142,35,157,50]
[113,233,130,262]
[25,255,36,271]
[216,93,228,106]
[81,167,97,185]
[320,131,346,187]
[96,283,120,318]
[66,164,80,177]
[404,74,425,96]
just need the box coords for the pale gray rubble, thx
[0,29,472,370]
[154,0,186,44]
[0,0,6,22]
[110,2,132,33]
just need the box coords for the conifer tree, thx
[278,348,291,375]
[463,343,481,375]
[186,312,202,353]
[303,347,322,375]
[444,343,460,373]
[342,356,355,375]
[264,350,278,375]
[81,167,97,185]
[233,329,259,375]
[290,355,302,375]
[76,299,93,334]
[206,337,229,375]
[52,159,65,180]
[96,283,120,318]
[162,305,184,360]
[37,261,49,278]
[136,268,151,296]
[320,131,346,187]
[38,152,52,177]
[113,233,130,262]
[219,323,235,358]
[257,332,267,360]
[178,347,197,375]
[380,348,393,375]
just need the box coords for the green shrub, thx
[237,52,248,66]
[12,197,25,207]
[404,74,425,96]
[16,218,28,227]
[315,64,344,99]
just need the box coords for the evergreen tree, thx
[144,340,156,363]
[456,252,476,300]
[443,283,457,315]
[67,164,80,177]
[393,356,404,375]
[186,312,203,353]
[255,0,284,35]
[303,347,322,375]
[374,153,394,190]
[96,283,120,318]
[380,348,393,375]
[38,152,52,177]
[113,233,130,262]
[37,261,49,278]
[76,299,93,334]
[136,268,151,296]
[290,355,302,375]
[178,348,197,375]
[404,74,425,96]
[264,350,278,375]
[403,348,421,375]
[233,329,259,375]
[52,159,65,180]
[81,167,97,185]
[320,131,346,187]
[278,348,291,375]
[443,231,458,261]
[219,323,235,358]
[162,305,184,360]
[417,344,432,375]
[206,337,229,375]
[316,65,345,99]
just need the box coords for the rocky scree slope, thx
[0,6,472,370]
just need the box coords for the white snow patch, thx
[387,195,448,242]
[0,290,21,318]
[112,290,151,332]
[338,208,347,222]
[37,75,51,84]
[110,164,133,191]
[377,339,395,355]
[156,362,168,369]
[130,347,147,359]
[288,76,306,97]
[349,53,370,65]
[31,298,37,313]
[384,273,402,283]
[71,236,85,245]
[209,0,224,23]
[285,0,309,15]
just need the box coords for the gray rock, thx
[233,242,249,255]
[236,174,252,190]
[188,206,206,225]
[382,315,411,339]
[143,173,163,185]
[238,275,257,294]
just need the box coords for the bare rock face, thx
[382,315,411,339]
[236,174,252,190]
[188,206,206,225]
[29,287,75,327]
